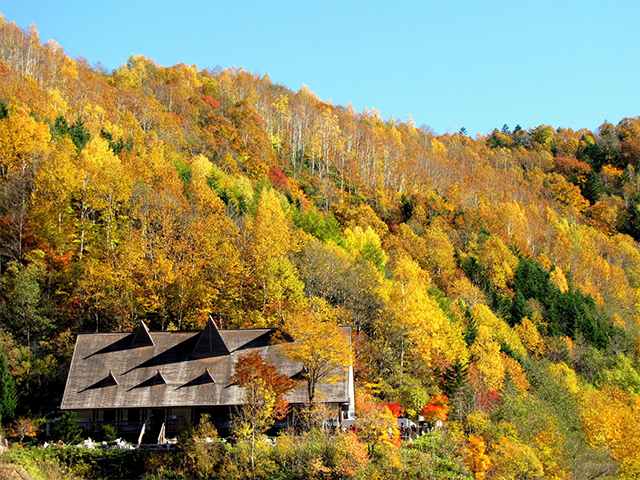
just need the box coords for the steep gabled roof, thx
[103,371,119,387]
[197,368,216,385]
[148,370,166,385]
[130,321,154,347]
[60,325,353,410]
[192,317,230,357]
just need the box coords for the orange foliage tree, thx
[356,392,401,456]
[229,351,296,474]
[230,350,296,421]
[420,393,450,423]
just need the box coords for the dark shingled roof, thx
[61,325,352,410]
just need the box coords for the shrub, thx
[100,424,117,443]
[54,412,83,445]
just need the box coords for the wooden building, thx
[60,319,355,441]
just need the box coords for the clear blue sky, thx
[0,0,638,136]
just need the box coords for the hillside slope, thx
[1,17,640,478]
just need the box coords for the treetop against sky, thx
[0,0,638,135]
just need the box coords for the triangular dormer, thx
[103,370,119,387]
[197,368,216,385]
[149,370,166,385]
[291,367,308,380]
[192,317,230,357]
[130,321,154,347]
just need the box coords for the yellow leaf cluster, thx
[546,172,589,212]
[0,105,51,172]
[279,305,352,403]
[580,386,640,477]
[344,225,388,269]
[515,317,545,358]
[245,189,299,265]
[472,304,526,359]
[477,236,518,290]
[502,355,530,392]
[471,325,505,392]
[355,391,401,456]
[381,256,467,368]
[463,434,492,480]
[489,436,544,480]
[548,362,580,394]
[549,266,569,294]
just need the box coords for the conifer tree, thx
[582,169,605,204]
[55,411,83,444]
[0,349,17,428]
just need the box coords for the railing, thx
[78,420,146,437]
[77,416,231,439]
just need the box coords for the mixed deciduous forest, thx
[1,16,640,480]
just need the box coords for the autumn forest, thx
[1,16,640,480]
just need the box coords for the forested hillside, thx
[1,17,640,479]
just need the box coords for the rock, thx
[0,465,36,480]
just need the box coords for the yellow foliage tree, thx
[450,276,487,307]
[379,255,467,383]
[186,154,225,214]
[245,189,297,264]
[471,325,506,392]
[546,172,589,212]
[343,225,388,271]
[477,236,519,290]
[463,434,492,480]
[490,436,544,480]
[471,304,526,359]
[243,189,304,325]
[31,136,80,250]
[0,105,51,174]
[502,354,530,392]
[580,386,640,477]
[515,316,545,358]
[423,223,457,281]
[278,300,352,405]
[74,136,131,260]
[355,389,401,457]
[549,266,569,293]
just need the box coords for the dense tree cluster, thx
[0,16,640,479]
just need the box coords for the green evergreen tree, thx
[55,411,83,444]
[463,307,478,347]
[619,195,640,241]
[0,99,8,119]
[50,114,91,152]
[513,258,556,311]
[400,193,416,223]
[50,114,70,138]
[0,349,17,428]
[100,127,130,154]
[582,170,605,204]
[68,117,91,152]
[442,359,469,397]
[510,290,529,326]
[580,140,607,171]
